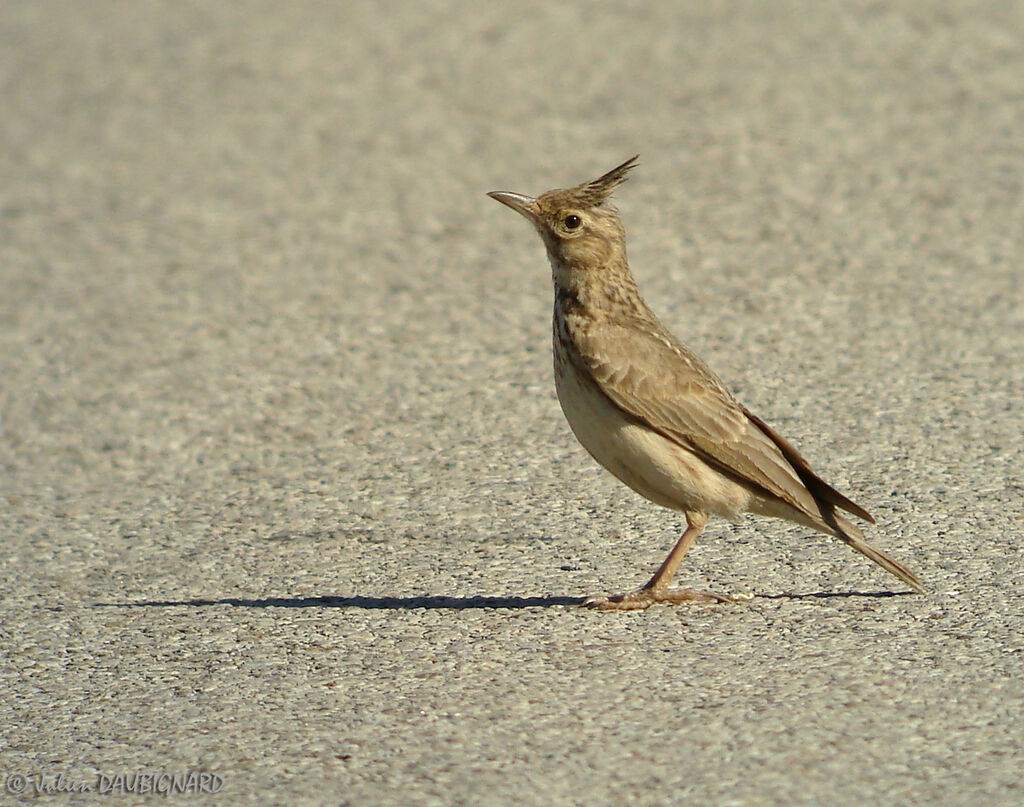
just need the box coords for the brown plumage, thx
[489,156,923,609]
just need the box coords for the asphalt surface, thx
[2,2,1022,805]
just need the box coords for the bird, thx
[487,156,923,609]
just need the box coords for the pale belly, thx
[553,356,752,519]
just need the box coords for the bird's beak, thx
[487,191,538,223]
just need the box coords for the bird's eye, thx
[563,214,581,230]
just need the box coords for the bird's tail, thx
[828,511,925,594]
[744,407,924,593]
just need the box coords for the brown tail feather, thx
[744,409,875,523]
[742,408,922,592]
[829,511,925,593]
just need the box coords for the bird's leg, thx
[584,512,729,610]
[643,511,708,592]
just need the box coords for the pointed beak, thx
[487,190,538,223]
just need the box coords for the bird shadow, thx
[92,589,913,611]
[756,589,912,601]
[93,594,586,610]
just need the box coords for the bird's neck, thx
[551,255,646,319]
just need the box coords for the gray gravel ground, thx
[2,2,1022,805]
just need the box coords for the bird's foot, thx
[583,586,730,611]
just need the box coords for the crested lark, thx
[488,156,923,609]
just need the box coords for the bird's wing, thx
[573,317,851,523]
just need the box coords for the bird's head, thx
[489,156,638,279]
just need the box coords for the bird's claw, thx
[583,587,730,610]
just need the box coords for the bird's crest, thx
[568,155,639,208]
